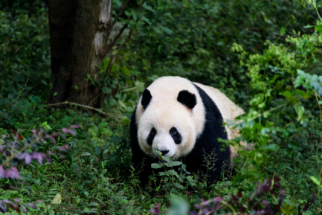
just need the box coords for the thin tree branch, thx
[105,0,147,56]
[119,28,133,48]
[46,101,122,118]
[105,28,132,79]
[106,22,129,55]
[107,0,131,35]
[89,92,103,106]
[91,29,133,106]
[105,55,117,79]
[135,0,147,12]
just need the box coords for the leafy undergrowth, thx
[0,90,320,214]
[1,67,321,213]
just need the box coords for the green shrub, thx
[118,0,316,106]
[0,1,50,98]
[229,13,322,215]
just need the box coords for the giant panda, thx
[130,76,247,185]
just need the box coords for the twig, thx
[3,137,40,167]
[106,0,147,56]
[106,0,131,36]
[106,23,129,55]
[119,28,133,49]
[88,92,103,106]
[248,103,287,122]
[105,28,132,79]
[314,92,322,122]
[46,101,122,118]
[105,55,117,79]
[135,0,147,12]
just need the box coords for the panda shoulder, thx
[193,82,244,121]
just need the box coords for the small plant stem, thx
[248,103,287,121]
[88,92,103,106]
[3,137,39,167]
[283,122,294,128]
[10,136,18,163]
[105,0,147,58]
[201,199,237,215]
[316,8,322,22]
[221,201,237,215]
[314,92,322,122]
[312,0,322,22]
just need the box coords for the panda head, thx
[137,89,199,160]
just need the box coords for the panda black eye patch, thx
[169,127,182,144]
[147,128,157,145]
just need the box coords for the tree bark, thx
[48,0,112,107]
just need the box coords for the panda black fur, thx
[130,76,246,185]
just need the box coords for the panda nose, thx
[160,150,169,156]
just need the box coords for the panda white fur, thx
[130,76,247,185]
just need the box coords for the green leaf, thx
[159,172,165,176]
[319,76,322,83]
[167,161,182,167]
[98,122,108,128]
[118,100,128,110]
[258,102,266,108]
[161,156,171,163]
[284,199,296,206]
[167,170,179,178]
[263,111,271,118]
[151,163,162,169]
[294,105,305,123]
[315,26,322,33]
[264,144,279,151]
[142,3,154,12]
[102,87,111,94]
[141,16,151,25]
[121,65,131,76]
[111,135,121,143]
[132,10,137,21]
[41,121,52,131]
[310,176,322,188]
[297,69,305,75]
[159,25,173,35]
[81,209,96,214]
[88,202,99,207]
[280,27,286,36]
[135,81,145,92]
[95,146,101,156]
[167,196,189,215]
[101,57,111,72]
[50,193,62,204]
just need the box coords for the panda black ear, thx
[177,90,196,109]
[141,89,152,110]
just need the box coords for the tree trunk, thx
[48,0,112,107]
